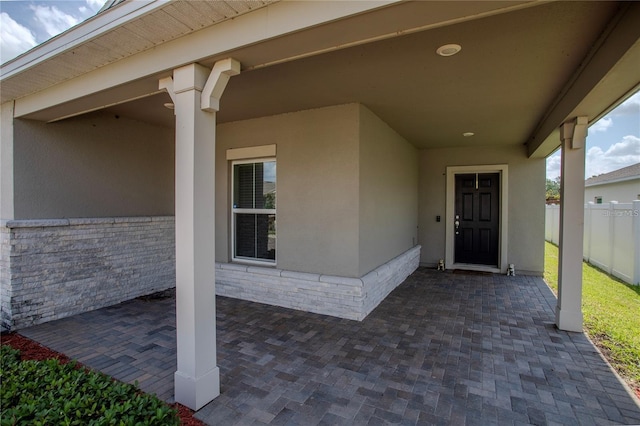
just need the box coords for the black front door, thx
[454,173,500,266]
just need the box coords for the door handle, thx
[455,215,460,235]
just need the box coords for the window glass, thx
[232,160,276,263]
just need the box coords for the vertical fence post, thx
[551,204,560,245]
[584,202,592,262]
[545,205,550,241]
[633,200,640,285]
[607,201,617,275]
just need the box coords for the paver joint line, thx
[16,268,640,425]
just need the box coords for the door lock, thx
[455,215,460,235]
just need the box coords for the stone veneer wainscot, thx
[216,245,421,321]
[0,216,175,331]
[0,215,420,329]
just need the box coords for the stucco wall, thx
[216,104,361,277]
[13,111,174,219]
[358,105,418,276]
[585,179,640,204]
[419,145,545,275]
[217,103,420,278]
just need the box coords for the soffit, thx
[0,0,275,102]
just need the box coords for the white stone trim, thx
[1,215,420,329]
[216,245,420,321]
[226,144,276,160]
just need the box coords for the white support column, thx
[556,116,587,332]
[1,101,15,221]
[161,59,239,411]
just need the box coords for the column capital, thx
[173,63,211,95]
[159,59,241,113]
[560,116,588,149]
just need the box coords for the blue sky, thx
[546,91,640,180]
[1,0,639,178]
[1,0,107,62]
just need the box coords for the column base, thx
[555,305,583,332]
[174,367,220,411]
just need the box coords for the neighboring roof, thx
[585,163,640,186]
[98,0,126,14]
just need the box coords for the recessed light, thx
[463,132,475,137]
[436,44,462,57]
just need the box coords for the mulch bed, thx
[0,333,205,426]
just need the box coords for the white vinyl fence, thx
[545,200,640,285]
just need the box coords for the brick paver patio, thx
[19,268,640,425]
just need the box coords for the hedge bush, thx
[0,345,179,425]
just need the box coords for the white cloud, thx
[585,135,640,178]
[546,152,561,180]
[30,5,80,38]
[611,91,640,116]
[80,0,107,16]
[585,90,639,133]
[0,12,37,63]
[86,0,108,12]
[546,135,639,179]
[590,117,612,133]
[1,1,109,63]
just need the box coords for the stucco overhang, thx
[1,1,639,156]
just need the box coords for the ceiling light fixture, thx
[436,44,462,57]
[163,103,175,110]
[463,132,475,137]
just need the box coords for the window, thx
[232,159,276,264]
[595,196,603,204]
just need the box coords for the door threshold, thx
[450,263,501,274]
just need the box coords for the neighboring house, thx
[1,0,638,410]
[585,163,640,204]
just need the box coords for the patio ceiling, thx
[217,1,633,152]
[4,1,639,157]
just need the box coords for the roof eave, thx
[585,175,640,187]
[0,0,169,81]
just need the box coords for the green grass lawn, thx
[544,241,640,392]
